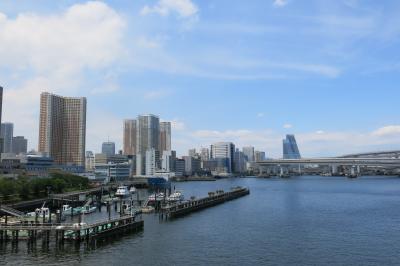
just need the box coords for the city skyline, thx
[0,1,400,157]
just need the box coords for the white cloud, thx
[371,125,400,137]
[283,124,293,129]
[257,113,265,117]
[141,0,198,18]
[273,0,288,7]
[0,1,124,72]
[0,1,125,150]
[143,90,171,99]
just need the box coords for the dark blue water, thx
[2,176,400,265]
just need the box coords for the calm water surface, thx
[2,176,400,266]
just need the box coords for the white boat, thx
[148,192,165,201]
[27,207,51,218]
[61,204,73,215]
[129,186,137,194]
[141,206,155,213]
[81,206,97,214]
[167,191,184,202]
[115,185,130,197]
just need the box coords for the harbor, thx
[0,180,250,247]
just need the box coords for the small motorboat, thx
[129,186,137,194]
[81,206,97,214]
[26,207,52,219]
[115,185,130,197]
[167,191,184,202]
[148,192,165,201]
[141,206,155,213]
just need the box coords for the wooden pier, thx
[161,186,250,219]
[0,215,143,243]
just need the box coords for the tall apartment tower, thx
[102,141,115,156]
[242,146,255,162]
[210,142,235,173]
[136,114,159,175]
[200,147,209,161]
[159,121,171,153]
[283,134,301,159]
[38,92,86,166]
[255,150,266,161]
[1,122,13,153]
[123,119,136,155]
[0,87,3,153]
[12,136,28,154]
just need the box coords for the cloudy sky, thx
[0,0,400,158]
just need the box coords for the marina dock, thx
[161,186,250,219]
[0,215,143,243]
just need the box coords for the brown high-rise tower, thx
[123,119,136,156]
[38,92,86,166]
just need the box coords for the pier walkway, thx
[161,186,250,219]
[0,215,143,243]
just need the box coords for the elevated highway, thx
[256,158,400,167]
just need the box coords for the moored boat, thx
[115,185,130,197]
[148,192,165,201]
[167,191,184,202]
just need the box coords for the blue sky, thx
[0,0,400,157]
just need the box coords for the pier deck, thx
[161,186,250,219]
[0,215,143,242]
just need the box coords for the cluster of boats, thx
[148,191,184,202]
[19,185,184,222]
[61,204,97,216]
[114,185,184,202]
[24,203,97,221]
[115,185,136,197]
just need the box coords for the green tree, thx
[0,179,16,200]
[17,176,31,200]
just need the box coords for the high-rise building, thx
[1,123,13,153]
[38,92,86,166]
[234,149,246,173]
[175,159,185,177]
[200,147,209,161]
[283,134,301,159]
[145,148,156,176]
[12,136,27,154]
[136,114,159,175]
[242,146,255,162]
[159,121,171,152]
[123,119,136,155]
[183,155,201,176]
[255,151,266,162]
[188,148,196,157]
[85,151,95,171]
[161,150,176,172]
[0,87,3,153]
[210,142,235,173]
[102,141,115,156]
